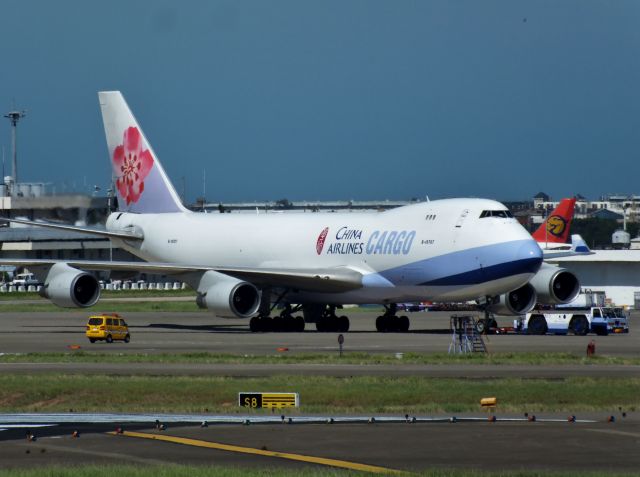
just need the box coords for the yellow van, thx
[86,314,130,343]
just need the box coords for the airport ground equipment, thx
[521,305,629,335]
[448,315,486,353]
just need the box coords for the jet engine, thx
[39,263,100,308]
[195,271,260,318]
[528,263,580,304]
[487,283,537,315]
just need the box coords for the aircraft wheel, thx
[338,315,350,332]
[295,316,305,332]
[273,316,286,332]
[398,315,410,332]
[316,319,326,332]
[375,316,385,332]
[261,317,274,332]
[475,319,486,334]
[249,316,261,332]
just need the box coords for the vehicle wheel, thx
[338,315,350,332]
[527,316,547,335]
[570,316,589,336]
[594,327,608,336]
[124,334,130,343]
[89,338,96,343]
[106,334,113,343]
[398,315,410,332]
[475,319,486,334]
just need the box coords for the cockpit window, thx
[479,210,513,218]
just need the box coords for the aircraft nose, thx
[516,239,543,275]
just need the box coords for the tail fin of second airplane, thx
[532,198,576,245]
[98,91,187,214]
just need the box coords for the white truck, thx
[521,305,629,336]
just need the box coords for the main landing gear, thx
[314,305,350,333]
[375,304,410,332]
[249,304,305,332]
[474,310,498,334]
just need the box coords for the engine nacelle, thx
[487,283,537,315]
[40,263,100,308]
[194,271,260,318]
[529,263,580,304]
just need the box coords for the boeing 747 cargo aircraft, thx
[0,92,582,332]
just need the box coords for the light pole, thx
[3,109,26,195]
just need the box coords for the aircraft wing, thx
[0,218,143,241]
[0,259,363,293]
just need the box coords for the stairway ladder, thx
[448,315,487,354]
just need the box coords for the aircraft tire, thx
[338,316,350,332]
[260,317,274,332]
[375,316,385,332]
[273,316,286,332]
[475,319,486,334]
[249,316,260,332]
[316,319,326,332]
[295,316,305,332]
[398,315,410,332]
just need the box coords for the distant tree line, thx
[570,219,639,249]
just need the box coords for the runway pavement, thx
[0,309,637,473]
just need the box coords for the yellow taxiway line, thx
[110,430,406,474]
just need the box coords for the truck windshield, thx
[602,308,616,318]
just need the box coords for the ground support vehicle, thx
[86,313,130,343]
[521,306,629,336]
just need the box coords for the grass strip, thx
[0,465,638,477]
[1,351,639,366]
[0,375,636,414]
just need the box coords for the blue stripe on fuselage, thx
[375,239,542,287]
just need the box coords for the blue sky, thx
[1,1,639,203]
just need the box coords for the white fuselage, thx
[106,198,543,304]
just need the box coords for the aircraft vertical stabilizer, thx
[532,198,576,245]
[98,91,187,214]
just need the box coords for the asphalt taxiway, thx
[0,310,637,357]
[1,417,639,473]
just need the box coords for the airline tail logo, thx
[546,215,567,237]
[316,227,329,255]
[113,127,154,205]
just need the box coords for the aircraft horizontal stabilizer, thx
[0,218,143,241]
[541,234,592,259]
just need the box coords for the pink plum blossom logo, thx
[316,227,329,255]
[113,127,154,205]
